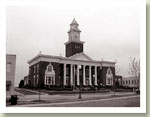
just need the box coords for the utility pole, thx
[39,75,41,101]
[78,65,82,99]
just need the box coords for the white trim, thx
[44,63,55,86]
[69,52,93,61]
[28,54,115,67]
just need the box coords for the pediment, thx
[69,52,93,61]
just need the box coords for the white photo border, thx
[0,0,146,113]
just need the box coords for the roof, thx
[6,54,16,57]
[70,18,79,25]
[69,52,93,61]
[28,53,116,66]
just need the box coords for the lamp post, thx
[113,77,116,96]
[39,85,41,101]
[78,65,82,99]
[39,75,41,101]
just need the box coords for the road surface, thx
[17,95,140,107]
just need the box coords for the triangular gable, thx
[69,52,93,61]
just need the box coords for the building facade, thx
[114,75,122,88]
[27,19,116,90]
[122,77,140,88]
[6,54,16,96]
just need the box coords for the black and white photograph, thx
[3,0,146,113]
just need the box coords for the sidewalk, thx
[7,91,138,106]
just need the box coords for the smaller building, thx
[115,75,122,87]
[24,76,29,87]
[122,77,140,88]
[6,54,16,96]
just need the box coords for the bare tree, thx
[127,57,140,78]
[115,60,120,75]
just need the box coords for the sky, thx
[6,0,140,86]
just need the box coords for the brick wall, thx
[66,42,83,57]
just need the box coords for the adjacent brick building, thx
[6,54,16,96]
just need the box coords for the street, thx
[16,95,140,107]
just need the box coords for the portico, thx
[63,64,99,86]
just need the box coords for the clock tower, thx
[64,18,85,57]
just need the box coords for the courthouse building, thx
[27,19,116,90]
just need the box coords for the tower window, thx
[75,35,77,40]
[75,45,80,49]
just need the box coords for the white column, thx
[83,65,86,86]
[70,64,73,85]
[89,65,92,85]
[95,66,98,85]
[73,65,75,85]
[64,63,66,85]
[77,65,80,86]
[45,76,46,85]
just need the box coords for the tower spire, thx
[65,18,85,57]
[70,18,78,26]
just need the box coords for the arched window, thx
[45,63,55,86]
[106,68,113,77]
[106,67,113,86]
[48,65,52,72]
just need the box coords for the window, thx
[6,81,11,91]
[86,78,89,85]
[48,66,52,72]
[66,67,69,75]
[46,76,53,85]
[45,63,55,85]
[75,45,80,49]
[132,80,134,84]
[106,68,112,76]
[37,75,39,85]
[33,75,35,86]
[6,86,10,91]
[34,66,36,74]
[134,80,136,84]
[106,68,113,85]
[29,68,31,75]
[37,64,39,73]
[6,62,11,72]
[48,77,51,84]
[108,79,110,84]
[66,76,69,85]
[108,69,111,74]
[137,79,139,84]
